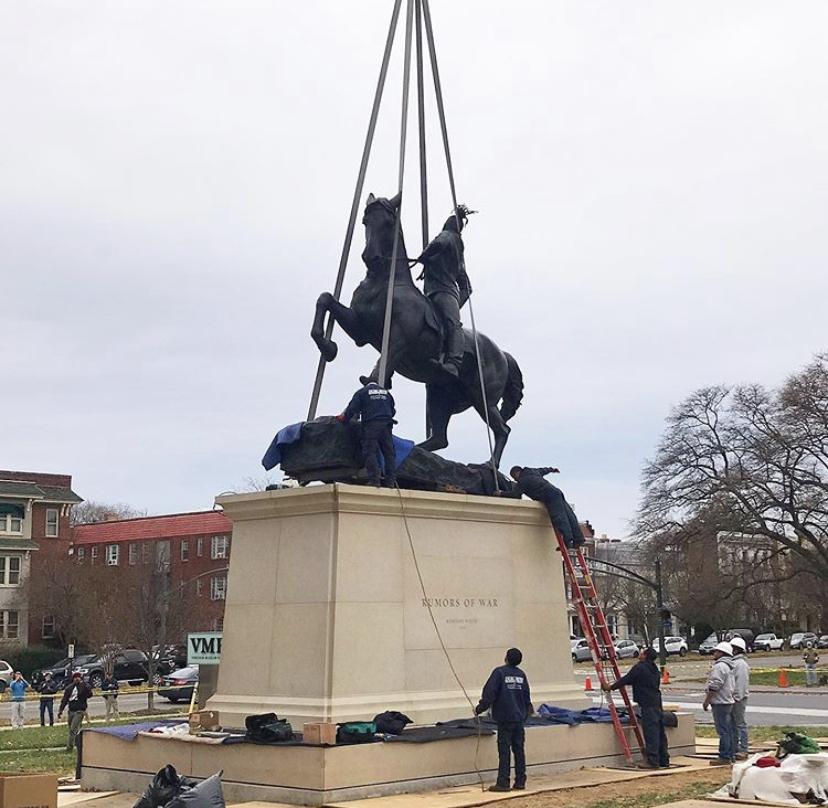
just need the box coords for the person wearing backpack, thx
[474,648,533,792]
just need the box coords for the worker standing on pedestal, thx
[337,381,397,488]
[602,647,670,768]
[474,648,533,793]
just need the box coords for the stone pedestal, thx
[207,484,586,729]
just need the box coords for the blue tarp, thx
[262,421,415,473]
[536,704,628,725]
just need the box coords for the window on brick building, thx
[211,574,227,601]
[42,615,55,639]
[106,545,119,566]
[77,547,85,563]
[0,556,22,587]
[45,509,59,537]
[0,507,23,535]
[156,540,171,571]
[211,535,228,560]
[142,543,150,564]
[181,540,190,562]
[197,537,203,557]
[91,546,99,564]
[212,617,224,631]
[2,611,19,640]
[196,578,203,597]
[128,543,138,565]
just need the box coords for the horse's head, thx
[362,192,403,273]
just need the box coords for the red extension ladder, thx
[559,533,647,764]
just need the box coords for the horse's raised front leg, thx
[311,293,366,362]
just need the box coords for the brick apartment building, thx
[71,511,233,635]
[0,470,82,646]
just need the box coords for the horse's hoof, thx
[320,340,338,362]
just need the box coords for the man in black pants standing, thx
[338,381,397,488]
[602,647,670,769]
[475,648,533,792]
[499,467,585,549]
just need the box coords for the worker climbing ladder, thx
[558,532,647,764]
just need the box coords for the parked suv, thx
[652,636,688,656]
[76,649,152,688]
[789,632,819,650]
[32,654,98,687]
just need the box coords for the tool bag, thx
[776,732,821,758]
[245,713,293,744]
[373,711,412,735]
[336,722,377,744]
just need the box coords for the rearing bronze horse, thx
[311,193,523,466]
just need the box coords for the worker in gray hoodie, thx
[703,641,736,765]
[729,636,750,759]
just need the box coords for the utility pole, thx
[655,558,667,670]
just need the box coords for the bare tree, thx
[72,500,147,525]
[635,353,828,635]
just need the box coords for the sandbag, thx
[166,773,226,808]
[133,765,197,808]
[373,711,412,735]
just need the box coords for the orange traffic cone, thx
[779,668,788,688]
[662,668,671,685]
[585,676,593,691]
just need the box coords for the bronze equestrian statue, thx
[310,193,523,467]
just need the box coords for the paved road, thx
[591,690,828,726]
[0,692,184,725]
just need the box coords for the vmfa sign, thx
[187,632,223,665]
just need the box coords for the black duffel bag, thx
[133,765,197,808]
[373,711,412,735]
[245,713,293,743]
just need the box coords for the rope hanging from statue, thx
[419,0,500,491]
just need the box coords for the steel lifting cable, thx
[307,0,404,420]
[377,0,415,388]
[395,485,486,791]
[421,0,500,490]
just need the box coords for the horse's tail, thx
[500,352,524,422]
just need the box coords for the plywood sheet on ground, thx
[326,758,713,808]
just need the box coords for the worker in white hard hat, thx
[703,641,736,765]
[729,636,750,759]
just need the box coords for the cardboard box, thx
[303,722,337,745]
[189,709,221,733]
[0,773,58,808]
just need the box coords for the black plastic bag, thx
[166,773,226,808]
[133,765,197,808]
[245,712,293,743]
[373,711,412,735]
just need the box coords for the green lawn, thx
[0,748,75,774]
[696,724,828,742]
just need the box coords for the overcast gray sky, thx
[3,1,827,536]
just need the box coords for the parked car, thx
[0,660,12,689]
[152,644,187,671]
[698,634,719,655]
[652,636,688,656]
[788,632,819,650]
[571,638,592,663]
[725,629,756,652]
[614,639,640,659]
[754,633,785,652]
[32,654,98,687]
[818,635,828,649]
[76,649,153,688]
[158,666,199,703]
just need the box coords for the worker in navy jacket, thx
[603,647,669,769]
[475,648,533,792]
[499,466,585,549]
[337,382,397,488]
